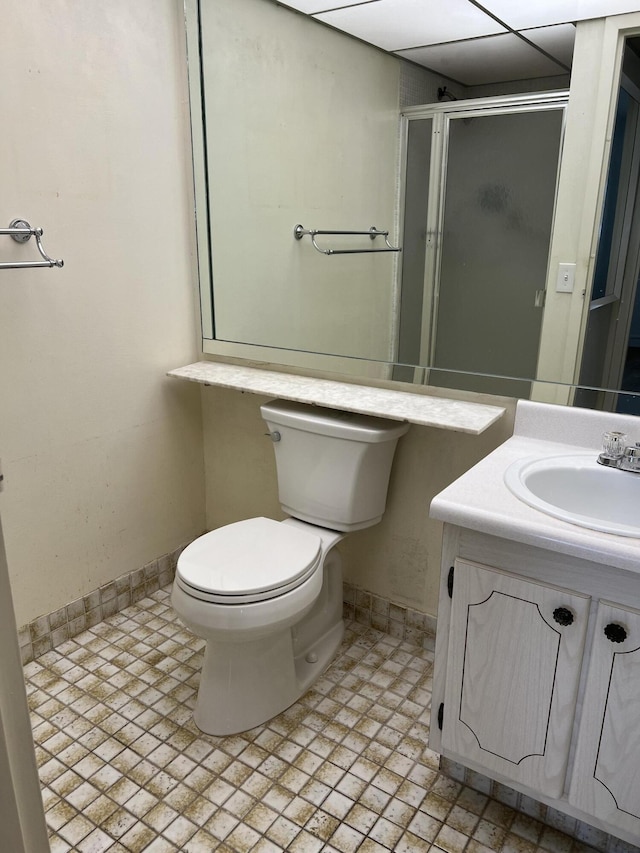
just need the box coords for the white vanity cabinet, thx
[427,399,640,847]
[431,525,640,847]
[569,599,640,838]
[441,559,590,799]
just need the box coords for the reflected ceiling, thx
[276,0,640,85]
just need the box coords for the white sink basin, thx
[504,454,640,537]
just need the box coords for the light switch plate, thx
[556,262,576,293]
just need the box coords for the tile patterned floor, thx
[25,586,603,853]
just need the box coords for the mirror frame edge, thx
[185,0,214,340]
[191,5,640,409]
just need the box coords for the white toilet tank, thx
[261,399,409,532]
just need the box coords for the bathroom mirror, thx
[187,0,640,411]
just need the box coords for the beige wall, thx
[202,386,516,618]
[0,0,206,627]
[0,0,526,633]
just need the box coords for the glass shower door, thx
[431,107,564,395]
[397,97,567,396]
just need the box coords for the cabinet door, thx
[569,600,640,837]
[442,559,590,798]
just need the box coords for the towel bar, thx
[294,224,401,256]
[0,219,64,269]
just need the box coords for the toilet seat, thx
[176,517,322,604]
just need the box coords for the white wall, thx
[0,0,206,627]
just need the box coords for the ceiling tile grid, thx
[274,0,640,85]
[315,0,507,52]
[483,0,640,30]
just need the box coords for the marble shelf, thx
[168,361,505,435]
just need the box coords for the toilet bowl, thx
[171,399,409,735]
[173,516,344,734]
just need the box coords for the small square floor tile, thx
[76,827,114,853]
[26,601,605,853]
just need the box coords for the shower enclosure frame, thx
[396,91,569,392]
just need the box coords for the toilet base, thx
[194,630,299,735]
[189,548,344,736]
[193,616,344,736]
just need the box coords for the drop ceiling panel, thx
[276,0,364,13]
[398,33,568,86]
[270,0,640,85]
[315,0,507,52]
[483,0,640,30]
[522,24,576,68]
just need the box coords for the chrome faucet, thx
[597,431,640,473]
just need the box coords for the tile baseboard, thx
[19,556,436,666]
[17,542,190,665]
[342,581,437,654]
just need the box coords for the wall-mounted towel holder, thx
[0,219,64,270]
[294,224,401,256]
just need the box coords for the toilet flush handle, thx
[265,431,281,442]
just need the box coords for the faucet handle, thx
[602,431,628,459]
[620,443,640,473]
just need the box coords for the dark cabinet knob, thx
[604,622,628,643]
[553,607,574,626]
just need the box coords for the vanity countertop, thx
[168,361,506,434]
[430,400,640,572]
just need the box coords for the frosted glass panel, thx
[433,109,564,394]
[395,118,432,382]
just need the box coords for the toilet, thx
[171,399,409,735]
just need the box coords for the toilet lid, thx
[176,517,322,602]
